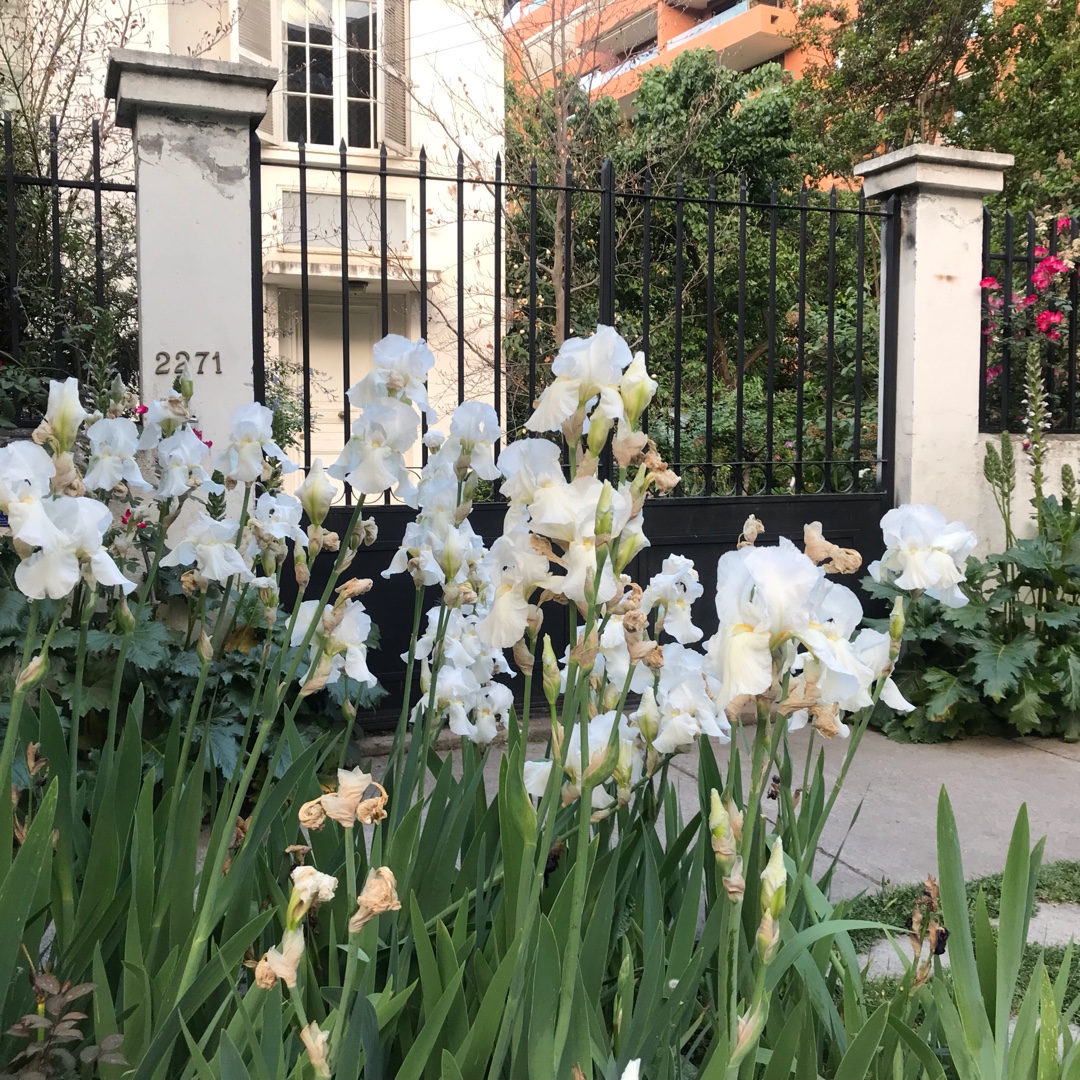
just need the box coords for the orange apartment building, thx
[505,0,807,107]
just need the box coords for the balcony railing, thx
[667,0,781,48]
[580,43,659,91]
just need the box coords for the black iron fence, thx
[252,136,899,504]
[0,113,138,427]
[980,207,1080,433]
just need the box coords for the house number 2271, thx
[154,350,222,375]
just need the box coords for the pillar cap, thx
[854,144,1014,200]
[106,49,278,129]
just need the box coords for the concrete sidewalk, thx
[664,728,1080,900]
[363,724,1080,901]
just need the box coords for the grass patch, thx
[843,860,1080,1009]
[843,860,1080,953]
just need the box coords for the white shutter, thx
[378,0,409,153]
[238,0,279,140]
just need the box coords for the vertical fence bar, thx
[704,178,715,496]
[1070,216,1078,430]
[735,177,747,495]
[456,149,465,404]
[527,158,538,415]
[764,183,778,494]
[4,112,19,362]
[92,119,104,308]
[1002,211,1014,427]
[493,153,502,461]
[250,126,265,403]
[416,144,425,464]
[878,193,901,499]
[563,158,572,343]
[378,145,389,338]
[641,167,651,436]
[419,148,428,338]
[823,186,837,491]
[49,116,62,372]
[1047,213,1058,411]
[598,158,615,326]
[298,139,312,472]
[979,207,991,430]
[1026,210,1037,291]
[794,184,807,494]
[339,139,352,503]
[852,192,866,491]
[379,144,390,504]
[673,176,684,474]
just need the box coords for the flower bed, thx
[0,327,1075,1078]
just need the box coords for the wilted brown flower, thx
[513,637,535,676]
[355,782,389,826]
[737,515,765,548]
[349,867,402,933]
[254,955,278,990]
[336,577,373,600]
[298,799,327,831]
[803,521,862,575]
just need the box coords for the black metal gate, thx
[256,136,901,709]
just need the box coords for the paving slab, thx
[672,727,1080,901]
[360,724,1080,906]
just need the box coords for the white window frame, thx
[276,186,413,253]
[267,0,408,155]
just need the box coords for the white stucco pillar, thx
[105,50,277,446]
[855,145,1013,534]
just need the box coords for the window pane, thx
[284,0,307,40]
[346,1,371,49]
[347,51,370,98]
[348,101,372,148]
[286,95,307,142]
[286,45,307,91]
[309,45,333,94]
[310,97,334,144]
[309,0,333,43]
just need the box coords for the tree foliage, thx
[951,0,1080,211]
[504,51,880,494]
[792,0,984,179]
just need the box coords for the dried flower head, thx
[298,798,328,831]
[802,521,862,575]
[355,782,389,826]
[349,867,402,933]
[737,515,765,548]
[254,955,278,990]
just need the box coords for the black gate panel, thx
[309,492,890,723]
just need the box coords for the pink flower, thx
[1036,310,1064,334]
[1057,216,1073,234]
[1033,255,1069,290]
[1017,294,1037,309]
[979,276,1000,290]
[985,364,1003,384]
[121,509,132,525]
[192,428,213,449]
[989,295,1004,309]
[134,404,148,416]
[1047,329,1062,343]
[1035,245,1049,258]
